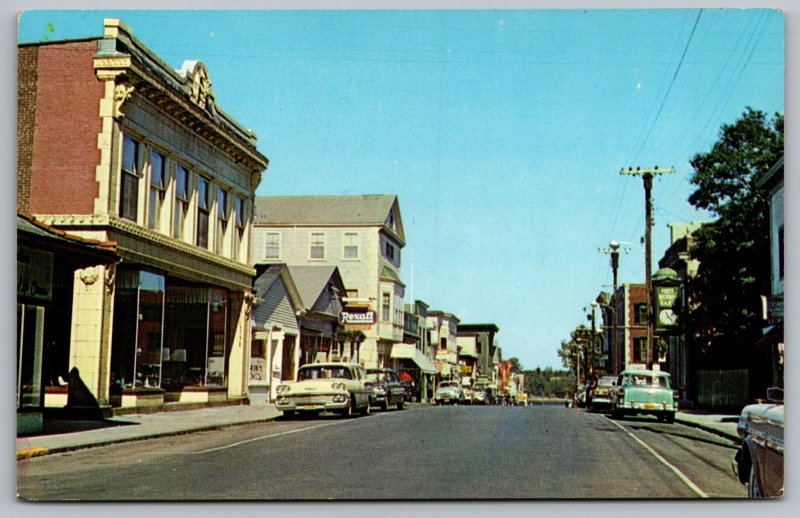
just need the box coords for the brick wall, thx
[17,46,38,213]
[26,41,103,215]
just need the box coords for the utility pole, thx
[620,166,675,370]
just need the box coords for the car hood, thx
[284,379,344,393]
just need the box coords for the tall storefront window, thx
[111,270,165,389]
[164,286,229,388]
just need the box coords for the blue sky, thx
[16,6,784,370]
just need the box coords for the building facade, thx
[18,19,268,410]
[427,311,461,380]
[17,214,119,433]
[611,283,649,372]
[253,195,406,369]
[457,323,500,384]
[250,264,303,403]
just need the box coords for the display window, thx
[111,270,165,389]
[111,270,230,392]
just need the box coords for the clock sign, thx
[659,309,677,326]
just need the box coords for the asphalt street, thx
[17,404,745,501]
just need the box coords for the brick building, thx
[17,19,268,411]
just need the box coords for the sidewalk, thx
[17,403,283,460]
[16,404,741,461]
[674,409,741,442]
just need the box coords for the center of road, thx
[608,419,709,498]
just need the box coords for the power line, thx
[630,9,703,165]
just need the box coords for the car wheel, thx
[397,400,404,410]
[282,410,295,419]
[361,398,371,416]
[611,409,623,420]
[340,398,354,418]
[748,463,762,498]
[380,400,389,412]
[664,412,675,424]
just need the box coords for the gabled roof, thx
[252,263,305,327]
[287,265,346,314]
[254,194,405,246]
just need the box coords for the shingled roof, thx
[254,194,405,246]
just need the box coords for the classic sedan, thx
[610,369,678,423]
[732,387,784,498]
[365,367,405,411]
[434,381,462,405]
[275,362,373,418]
[588,375,618,412]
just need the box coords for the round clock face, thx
[659,309,677,325]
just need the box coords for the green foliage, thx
[686,107,782,367]
[522,367,574,398]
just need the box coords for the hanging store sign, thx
[338,307,376,329]
[655,285,680,333]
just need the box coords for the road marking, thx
[194,420,346,454]
[609,419,709,498]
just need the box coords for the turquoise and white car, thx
[610,369,679,423]
[275,362,373,418]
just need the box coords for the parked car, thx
[732,387,784,498]
[610,369,678,423]
[275,362,373,418]
[365,367,405,411]
[472,381,491,405]
[434,381,462,405]
[460,382,474,405]
[588,375,617,412]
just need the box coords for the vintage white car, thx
[275,362,373,418]
[732,387,784,498]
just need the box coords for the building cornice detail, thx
[33,214,254,279]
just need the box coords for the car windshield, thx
[298,366,352,381]
[366,372,392,382]
[597,377,616,387]
[440,382,458,388]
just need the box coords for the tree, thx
[506,357,523,372]
[686,107,783,369]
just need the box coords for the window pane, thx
[150,151,164,188]
[175,165,188,200]
[217,187,228,220]
[122,134,138,174]
[310,233,325,259]
[265,233,280,259]
[120,135,139,221]
[197,178,208,210]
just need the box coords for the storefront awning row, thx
[390,343,437,374]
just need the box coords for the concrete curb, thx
[16,415,280,460]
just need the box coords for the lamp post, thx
[609,241,620,374]
[599,240,628,374]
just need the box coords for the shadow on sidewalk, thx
[17,417,138,438]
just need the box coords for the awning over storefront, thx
[390,343,437,374]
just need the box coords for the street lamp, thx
[599,240,628,374]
